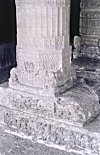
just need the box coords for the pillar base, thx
[0,79,100,126]
[0,84,100,154]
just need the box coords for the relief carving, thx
[81,1,100,9]
[24,62,34,73]
[44,71,57,89]
[43,37,65,50]
[81,12,100,19]
[7,92,53,117]
[4,110,100,155]
[54,98,86,123]
[82,19,100,28]
[44,38,55,49]
[55,36,64,50]
[6,83,100,127]
[4,1,100,155]
[18,0,68,7]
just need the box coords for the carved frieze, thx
[4,109,100,155]
[16,0,70,7]
[1,85,98,127]
[54,98,86,122]
[43,37,64,50]
[81,0,100,9]
[6,91,86,125]
[19,37,65,50]
[81,19,100,28]
[80,27,100,36]
[80,11,100,19]
[7,91,54,117]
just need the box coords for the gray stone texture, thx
[0,0,100,155]
[0,128,80,155]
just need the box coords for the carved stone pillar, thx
[80,0,100,47]
[0,0,98,127]
[0,1,100,154]
[75,0,100,59]
[72,0,100,100]
[10,0,73,97]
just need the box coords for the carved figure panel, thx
[4,109,100,155]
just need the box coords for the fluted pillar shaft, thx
[12,0,71,96]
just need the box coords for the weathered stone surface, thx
[0,0,100,155]
[0,101,100,155]
[12,0,72,97]
[0,127,80,155]
[72,0,100,111]
[7,0,100,126]
[74,0,100,60]
[80,0,100,47]
[0,80,100,127]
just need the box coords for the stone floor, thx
[0,127,80,155]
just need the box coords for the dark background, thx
[0,0,16,44]
[0,0,80,83]
[0,0,80,45]
[0,0,16,84]
[70,0,81,44]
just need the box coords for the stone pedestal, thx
[0,86,100,155]
[0,0,100,155]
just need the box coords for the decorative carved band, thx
[80,19,100,28]
[4,109,100,155]
[17,0,70,7]
[7,91,86,125]
[27,37,65,50]
[81,0,100,9]
[80,11,100,19]
[80,27,100,35]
